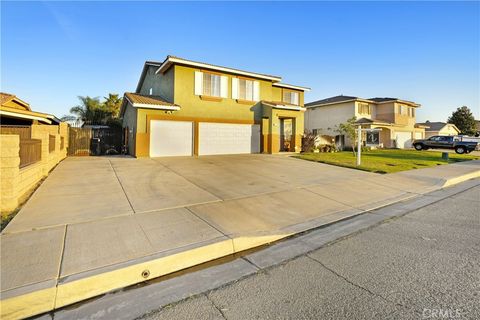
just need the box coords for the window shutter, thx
[220,76,228,98]
[194,71,203,95]
[253,81,260,101]
[232,78,239,99]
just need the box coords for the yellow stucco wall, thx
[128,63,306,156]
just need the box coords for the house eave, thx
[155,56,283,82]
[124,96,180,111]
[0,109,52,124]
[272,83,311,92]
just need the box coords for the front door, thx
[280,118,294,152]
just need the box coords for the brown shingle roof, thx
[305,95,363,107]
[124,92,178,107]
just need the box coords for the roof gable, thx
[0,92,31,111]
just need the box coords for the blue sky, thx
[1,1,479,122]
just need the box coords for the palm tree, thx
[103,94,123,118]
[70,96,107,125]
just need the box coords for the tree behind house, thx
[67,94,123,126]
[448,106,476,136]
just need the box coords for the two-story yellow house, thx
[121,56,310,157]
[305,95,425,149]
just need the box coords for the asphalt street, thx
[143,185,480,320]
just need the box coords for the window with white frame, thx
[283,90,299,105]
[408,107,415,117]
[238,78,254,101]
[358,103,371,115]
[398,105,408,115]
[232,78,259,101]
[203,72,221,97]
[194,71,228,98]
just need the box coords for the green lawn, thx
[294,149,479,174]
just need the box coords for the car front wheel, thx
[455,146,466,154]
[414,144,423,151]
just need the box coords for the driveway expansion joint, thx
[108,159,136,214]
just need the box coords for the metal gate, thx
[68,126,123,156]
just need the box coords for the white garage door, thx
[396,132,413,149]
[199,123,260,155]
[150,120,193,157]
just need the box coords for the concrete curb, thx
[1,168,479,319]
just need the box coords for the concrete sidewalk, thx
[1,156,479,319]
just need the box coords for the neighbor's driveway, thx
[4,154,374,233]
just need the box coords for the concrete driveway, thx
[4,154,374,233]
[2,155,479,319]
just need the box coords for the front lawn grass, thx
[294,149,479,174]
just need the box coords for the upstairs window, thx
[203,72,221,97]
[283,90,299,105]
[239,79,254,101]
[398,105,408,115]
[194,71,228,98]
[408,107,415,117]
[358,103,371,115]
[232,78,260,101]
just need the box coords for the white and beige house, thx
[415,121,461,138]
[305,95,425,149]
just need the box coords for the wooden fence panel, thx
[0,125,31,139]
[19,139,42,168]
[68,128,92,156]
[49,135,56,153]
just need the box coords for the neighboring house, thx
[415,121,461,138]
[305,95,425,149]
[475,120,480,136]
[121,56,310,157]
[0,93,67,212]
[0,92,60,125]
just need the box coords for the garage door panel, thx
[396,132,412,149]
[150,120,193,157]
[199,123,260,155]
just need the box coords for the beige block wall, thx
[0,124,68,213]
[1,135,21,212]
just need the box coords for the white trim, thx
[272,82,310,92]
[231,78,239,99]
[156,56,282,81]
[125,96,180,111]
[376,100,420,107]
[306,99,368,109]
[0,110,52,123]
[262,101,306,111]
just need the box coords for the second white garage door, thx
[199,123,260,155]
[150,120,193,157]
[395,132,413,149]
